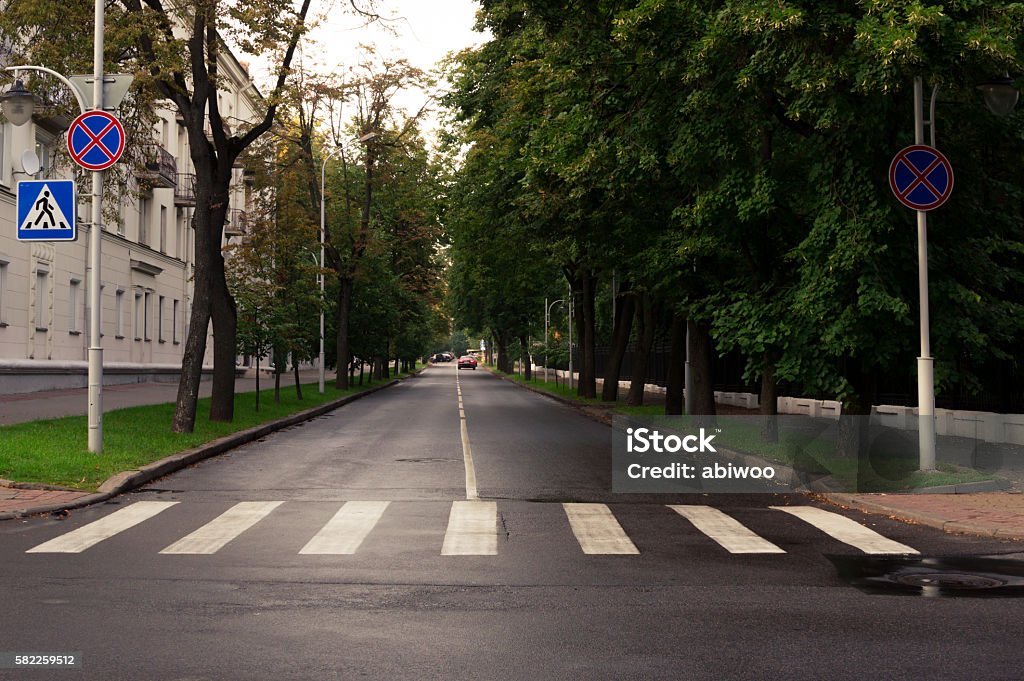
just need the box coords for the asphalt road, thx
[2,364,1024,680]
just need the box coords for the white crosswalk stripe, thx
[563,503,639,555]
[770,505,919,555]
[24,501,919,558]
[669,505,785,554]
[160,501,283,555]
[300,501,390,555]
[442,500,498,555]
[26,501,179,553]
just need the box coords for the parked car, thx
[457,355,478,370]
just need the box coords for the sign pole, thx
[87,0,105,453]
[913,76,936,471]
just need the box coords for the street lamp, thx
[977,75,1019,117]
[0,79,38,126]
[318,131,379,393]
[3,47,110,455]
[544,298,564,383]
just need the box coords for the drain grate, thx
[829,555,1024,597]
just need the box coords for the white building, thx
[0,52,258,394]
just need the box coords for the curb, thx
[0,370,423,520]
[821,492,1024,541]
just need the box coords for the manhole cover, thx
[829,555,1024,597]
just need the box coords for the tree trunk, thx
[497,331,513,374]
[293,360,303,400]
[664,312,686,415]
[255,354,261,412]
[626,293,657,407]
[520,335,532,381]
[358,359,365,386]
[602,282,635,402]
[334,277,353,390]
[687,319,716,420]
[760,361,778,442]
[374,357,384,380]
[394,357,400,377]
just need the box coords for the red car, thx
[457,356,478,370]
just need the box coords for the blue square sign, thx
[17,179,77,242]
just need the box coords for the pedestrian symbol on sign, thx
[28,189,69,230]
[16,180,77,242]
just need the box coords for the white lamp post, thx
[2,0,110,453]
[318,132,379,393]
[544,298,564,383]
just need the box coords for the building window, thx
[144,291,152,341]
[139,196,150,246]
[35,268,49,330]
[158,295,165,342]
[34,132,53,179]
[172,299,180,343]
[0,123,6,187]
[159,206,167,253]
[134,292,142,340]
[0,259,8,326]
[69,278,82,333]
[115,289,125,338]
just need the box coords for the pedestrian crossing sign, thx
[16,179,77,242]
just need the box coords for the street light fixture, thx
[0,79,38,126]
[977,75,1019,117]
[318,131,379,393]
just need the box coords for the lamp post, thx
[905,74,1017,471]
[2,0,110,453]
[544,298,564,383]
[318,132,379,393]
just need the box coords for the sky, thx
[252,0,488,144]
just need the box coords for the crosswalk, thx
[23,501,920,557]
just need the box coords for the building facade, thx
[0,54,258,394]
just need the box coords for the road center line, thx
[456,370,479,501]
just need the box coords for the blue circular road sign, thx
[67,110,126,171]
[889,144,954,211]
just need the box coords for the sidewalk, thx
[0,369,325,514]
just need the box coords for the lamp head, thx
[1,79,36,127]
[977,75,1019,117]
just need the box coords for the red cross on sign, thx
[67,110,126,171]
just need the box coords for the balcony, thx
[174,173,196,206]
[138,144,177,189]
[224,209,248,237]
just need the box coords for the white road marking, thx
[160,501,283,554]
[456,371,479,501]
[563,503,639,555]
[26,501,179,553]
[442,500,498,555]
[669,505,785,554]
[299,501,390,555]
[771,506,919,554]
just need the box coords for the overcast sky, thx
[252,0,488,143]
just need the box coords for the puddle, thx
[829,555,1024,597]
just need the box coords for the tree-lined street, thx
[2,365,1023,679]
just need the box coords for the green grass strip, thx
[0,367,419,492]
